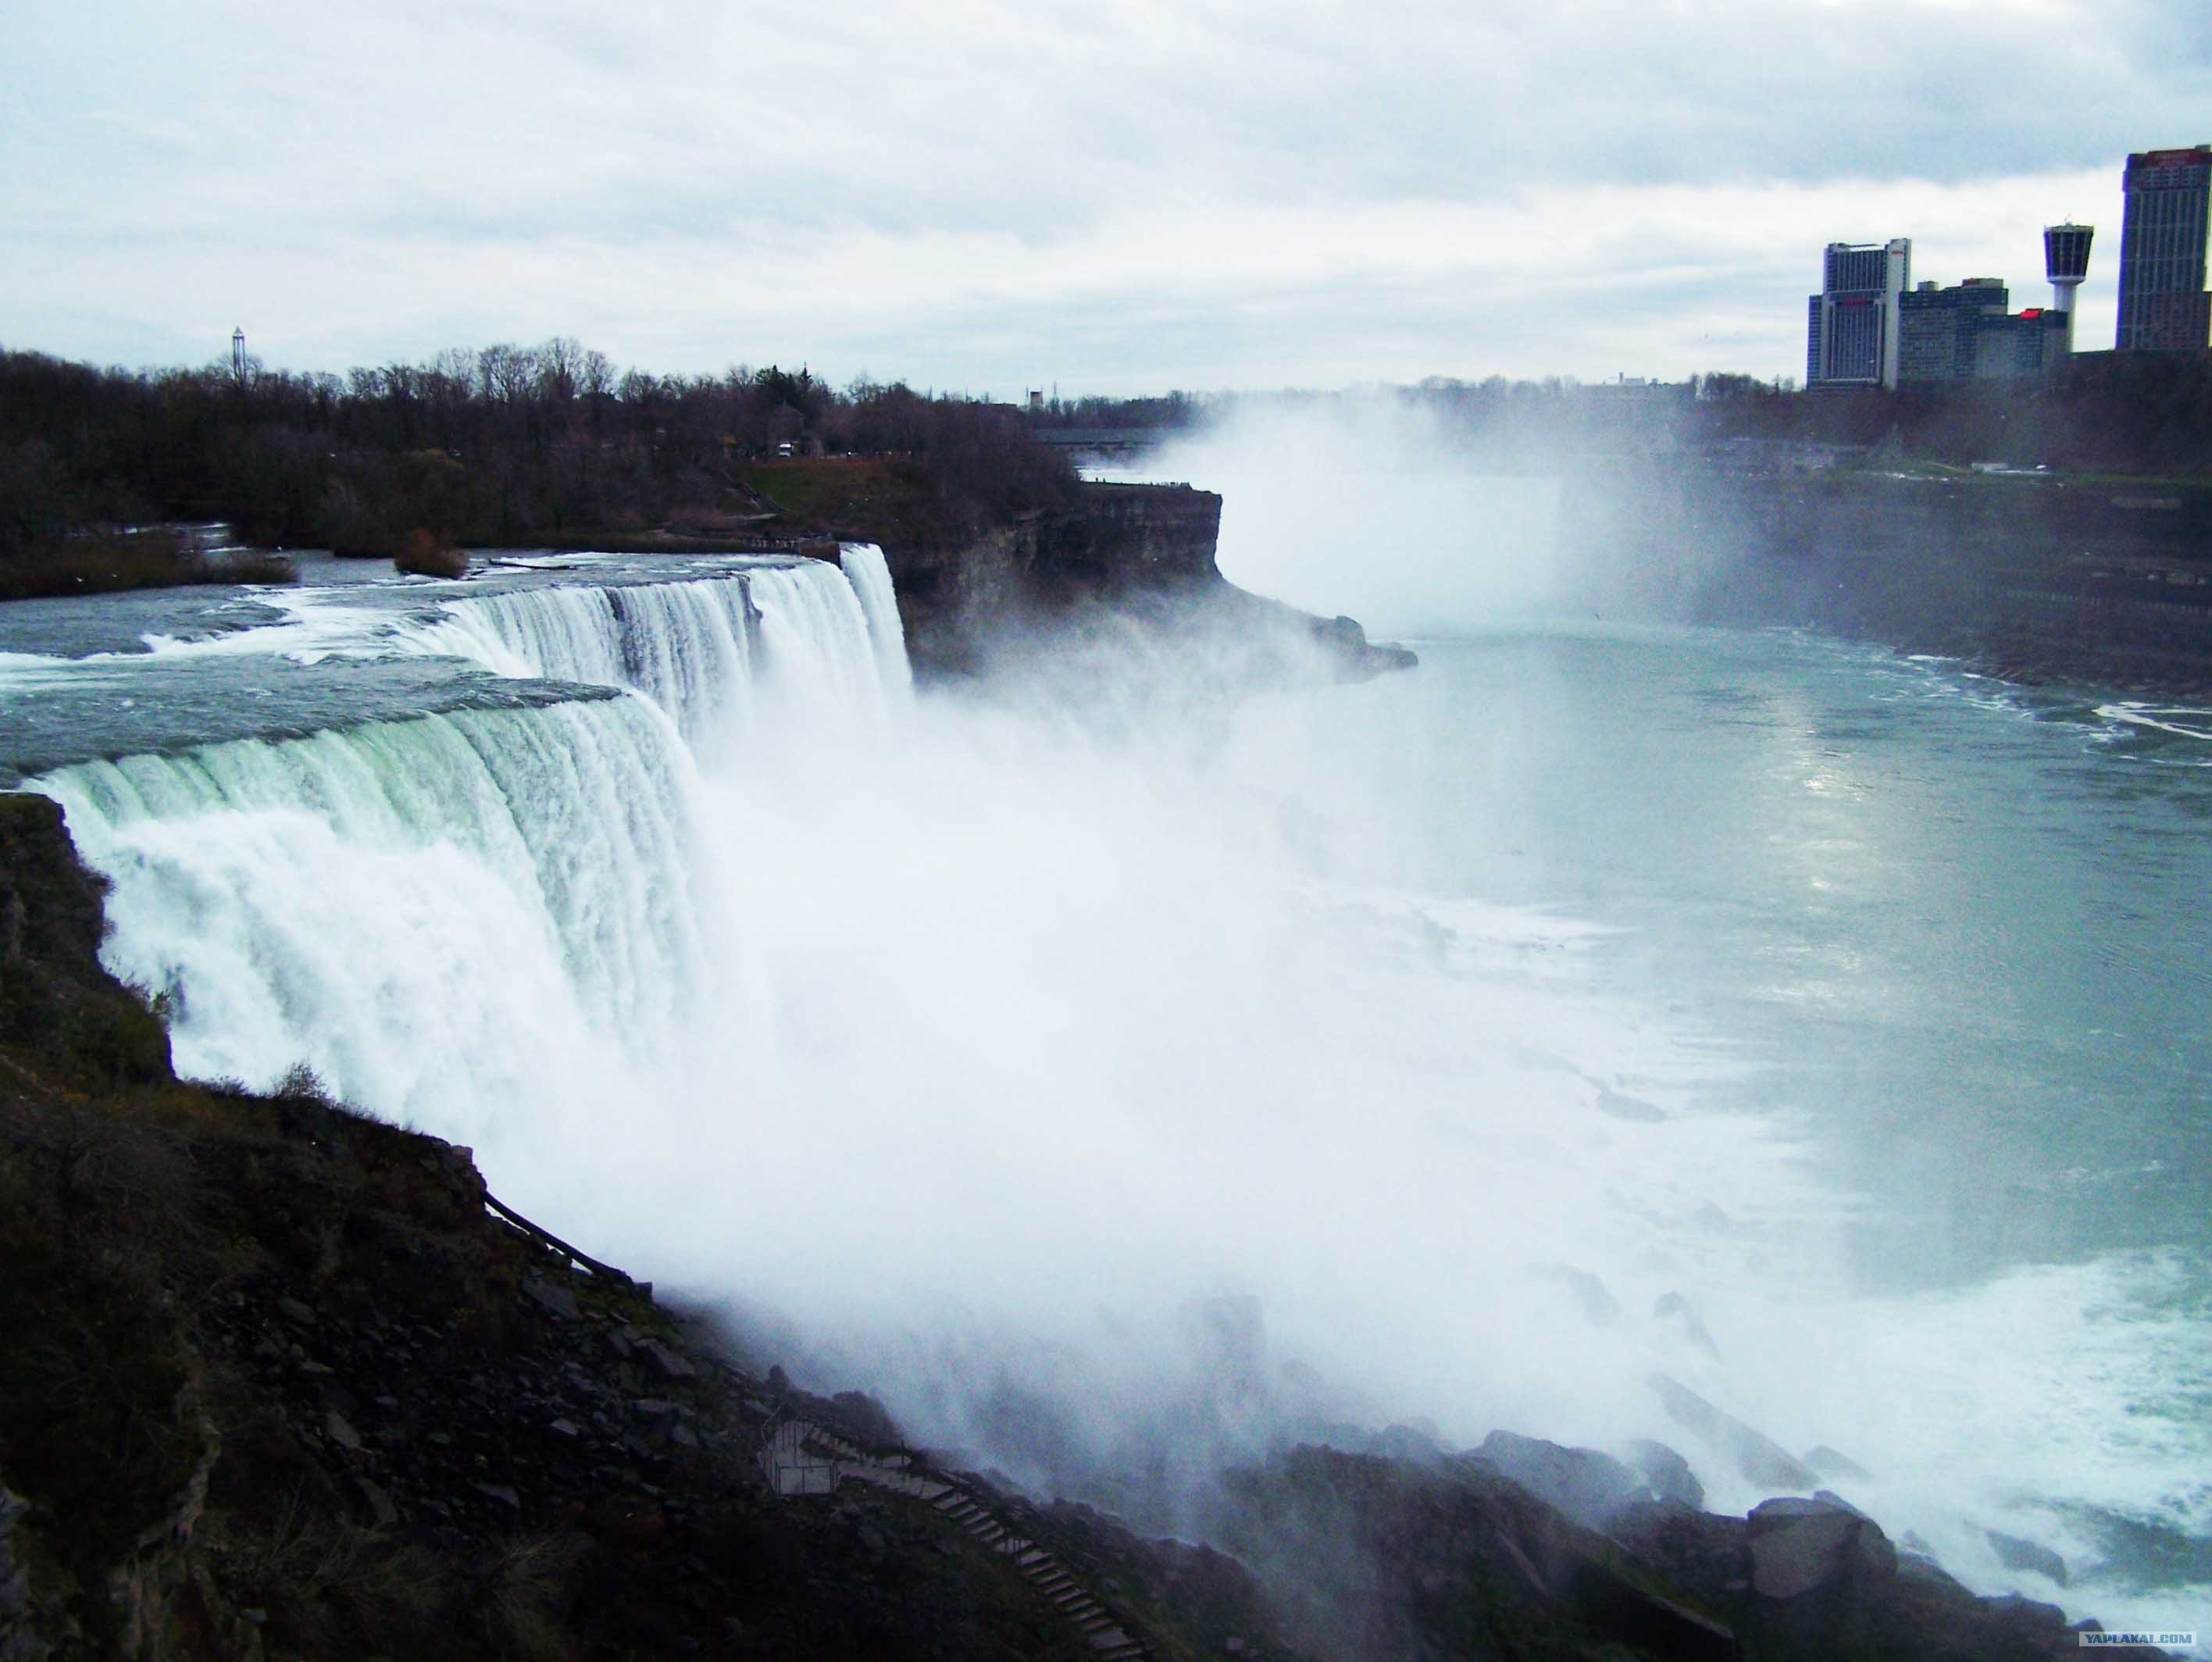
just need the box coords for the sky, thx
[4,0,2209,394]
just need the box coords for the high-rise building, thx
[1897,277,2069,383]
[1898,278,2009,382]
[2115,144,2210,352]
[1807,239,1911,388]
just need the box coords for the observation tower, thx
[2042,223,2093,352]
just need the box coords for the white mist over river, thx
[12,501,2212,1644]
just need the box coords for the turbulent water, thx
[9,535,2212,1646]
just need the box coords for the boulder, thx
[1648,1373,1818,1491]
[1471,1431,1647,1531]
[1803,1443,1872,1482]
[1652,1292,1722,1360]
[1595,1086,1668,1122]
[1533,1263,1621,1325]
[1984,1527,2069,1587]
[1742,1493,1899,1660]
[1624,1438,1705,1510]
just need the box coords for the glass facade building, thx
[2116,144,2211,352]
[1807,239,1911,388]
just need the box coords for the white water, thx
[23,540,2212,1648]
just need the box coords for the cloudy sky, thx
[5,0,2208,394]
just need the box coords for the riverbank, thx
[1558,465,2212,698]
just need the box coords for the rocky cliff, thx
[1558,467,2212,694]
[883,482,1415,688]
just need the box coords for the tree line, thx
[0,341,1079,568]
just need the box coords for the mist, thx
[1131,399,1568,639]
[40,544,2204,1636]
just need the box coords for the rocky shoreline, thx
[0,792,2182,1661]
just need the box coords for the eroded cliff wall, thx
[1559,468,2212,694]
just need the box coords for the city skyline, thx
[4,0,2210,394]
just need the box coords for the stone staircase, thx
[760,1415,1149,1660]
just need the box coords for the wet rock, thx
[1596,1086,1668,1122]
[1982,1591,2069,1631]
[2,1484,39,1662]
[352,1477,398,1528]
[521,1275,580,1321]
[1624,1438,1705,1510]
[830,1390,903,1448]
[1470,1430,1646,1531]
[1985,1527,2069,1587]
[1804,1443,1872,1482]
[1652,1292,1721,1360]
[582,1491,664,1546]
[1648,1373,1818,1491]
[1743,1494,1898,1660]
[1533,1263,1620,1325]
[1368,1423,1446,1465]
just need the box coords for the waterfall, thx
[34,695,730,1143]
[25,547,912,1200]
[840,543,915,704]
[391,555,897,746]
[396,580,754,741]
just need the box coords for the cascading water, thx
[16,533,2212,1645]
[37,697,721,1134]
[387,548,904,747]
[840,542,915,704]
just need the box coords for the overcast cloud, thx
[4,0,2207,391]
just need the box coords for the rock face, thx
[1557,465,2212,698]
[1743,1494,1900,1659]
[1625,1439,1706,1510]
[0,793,171,1085]
[1469,1431,1647,1532]
[1986,1526,2071,1587]
[1649,1371,1819,1492]
[885,481,1415,690]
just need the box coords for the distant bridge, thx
[1029,426,1176,453]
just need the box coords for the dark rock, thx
[1596,1086,1668,1122]
[1742,1494,1899,1660]
[473,1483,521,1510]
[1625,1438,1705,1510]
[644,1341,695,1379]
[1982,1591,2069,1630]
[830,1390,903,1448]
[323,1410,362,1453]
[1470,1430,1647,1531]
[276,1296,316,1327]
[1648,1372,1818,1490]
[1368,1423,1446,1465]
[1533,1263,1621,1325]
[521,1275,580,1321]
[352,1477,398,1528]
[1804,1443,1873,1482]
[1652,1292,1722,1360]
[1985,1527,2070,1587]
